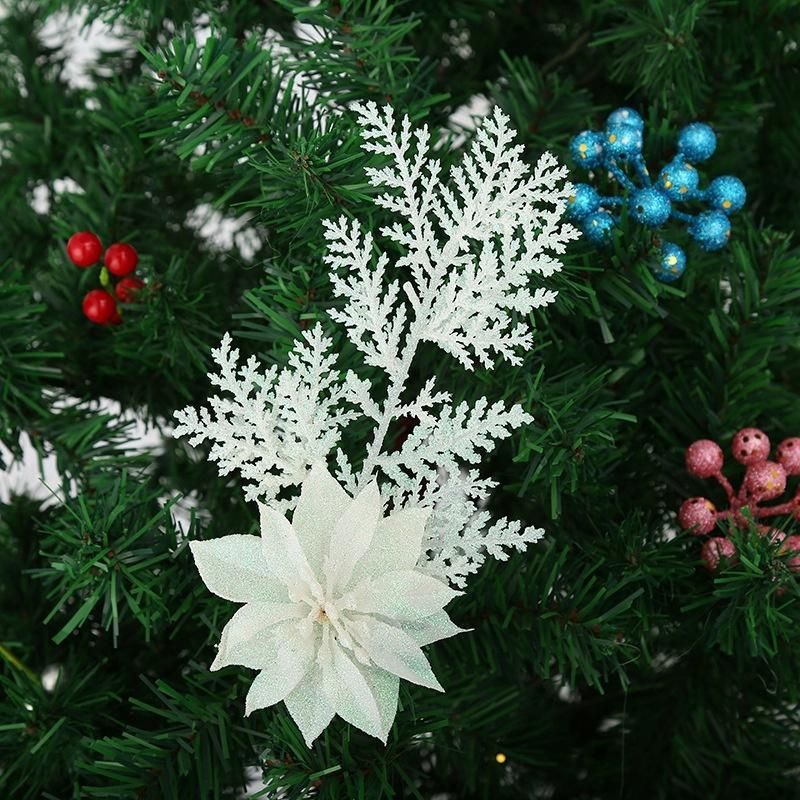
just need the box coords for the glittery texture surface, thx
[630,186,672,227]
[678,498,717,536]
[732,427,771,464]
[706,175,747,214]
[780,536,800,573]
[777,438,800,475]
[688,210,731,251]
[744,461,787,501]
[658,158,700,201]
[567,108,745,279]
[677,122,717,162]
[653,241,687,282]
[701,537,737,572]
[189,465,464,746]
[679,429,800,573]
[581,210,615,244]
[685,439,724,478]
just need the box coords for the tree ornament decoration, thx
[175,104,577,742]
[606,107,644,130]
[115,276,145,303]
[732,427,770,464]
[687,210,731,252]
[658,159,699,201]
[66,231,103,267]
[706,176,746,214]
[604,123,643,161]
[678,497,717,536]
[700,537,737,572]
[104,242,139,276]
[779,536,800,573]
[629,186,671,227]
[678,428,800,570]
[566,184,601,221]
[82,289,117,325]
[676,122,716,163]
[190,465,464,746]
[743,461,787,501]
[685,439,724,478]
[581,210,615,245]
[64,230,146,322]
[567,108,746,280]
[777,438,800,475]
[570,130,604,169]
[653,241,687,282]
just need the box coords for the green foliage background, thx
[2,1,800,797]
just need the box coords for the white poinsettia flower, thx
[189,465,465,746]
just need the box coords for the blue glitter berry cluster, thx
[568,108,746,282]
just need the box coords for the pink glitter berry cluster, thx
[678,428,800,572]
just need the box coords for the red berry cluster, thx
[678,428,800,572]
[66,231,145,325]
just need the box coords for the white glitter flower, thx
[189,465,464,745]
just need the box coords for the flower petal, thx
[284,663,336,747]
[189,536,289,603]
[292,465,351,572]
[360,665,399,743]
[244,632,316,716]
[260,504,318,593]
[345,570,460,622]
[325,481,381,592]
[352,614,443,692]
[349,507,429,586]
[211,603,305,671]
[319,628,383,738]
[402,611,468,646]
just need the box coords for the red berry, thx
[82,290,117,325]
[777,438,800,476]
[700,537,737,572]
[678,497,717,535]
[685,440,723,478]
[115,276,145,303]
[104,242,139,276]
[743,460,786,501]
[731,427,770,465]
[67,231,103,267]
[780,535,800,573]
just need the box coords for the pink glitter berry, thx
[680,429,800,571]
[685,439,723,478]
[777,438,800,476]
[780,535,800,573]
[743,460,787,501]
[678,497,717,535]
[731,427,770,465]
[700,537,737,571]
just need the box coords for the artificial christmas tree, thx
[3,1,800,798]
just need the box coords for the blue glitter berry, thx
[604,123,643,161]
[607,107,644,131]
[568,108,744,279]
[566,184,601,221]
[706,176,746,215]
[658,158,700,201]
[677,123,717,162]
[689,210,731,251]
[653,242,687,282]
[581,210,615,245]
[570,130,605,169]
[630,187,671,227]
